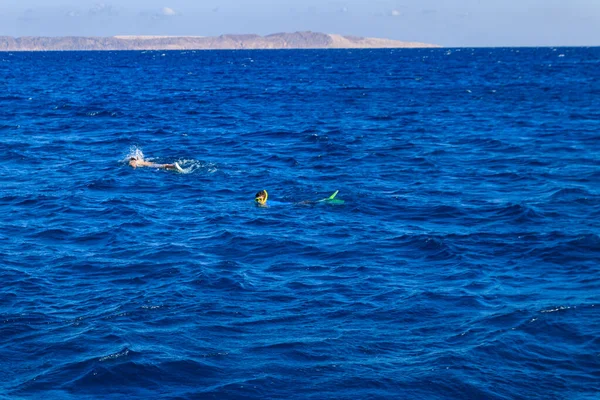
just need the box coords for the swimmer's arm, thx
[130,160,175,169]
[130,161,158,168]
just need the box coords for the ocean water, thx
[1,48,599,399]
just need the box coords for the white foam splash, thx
[123,146,145,163]
[175,159,218,174]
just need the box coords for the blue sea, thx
[1,48,599,399]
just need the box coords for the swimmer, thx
[129,156,181,171]
[254,189,342,206]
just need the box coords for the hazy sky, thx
[1,0,599,46]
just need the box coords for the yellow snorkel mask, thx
[255,190,268,206]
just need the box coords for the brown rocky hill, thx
[0,32,439,51]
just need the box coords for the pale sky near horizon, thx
[1,0,599,47]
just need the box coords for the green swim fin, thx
[326,190,339,200]
[318,190,344,204]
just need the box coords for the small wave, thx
[389,234,460,261]
[28,228,71,241]
[425,149,447,156]
[428,205,467,219]
[567,234,600,252]
[0,95,28,101]
[494,203,543,223]
[264,154,299,167]
[528,233,600,264]
[569,112,597,121]
[0,124,20,131]
[86,178,118,190]
[340,85,367,90]
[366,114,395,121]
[549,187,593,201]
[76,110,121,118]
[99,348,130,362]
[191,270,256,291]
[453,137,507,149]
[541,306,571,314]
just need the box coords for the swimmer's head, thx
[255,190,268,206]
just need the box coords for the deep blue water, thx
[1,48,599,399]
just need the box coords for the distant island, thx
[0,32,439,51]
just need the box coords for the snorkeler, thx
[129,156,183,172]
[254,190,342,206]
[255,190,268,206]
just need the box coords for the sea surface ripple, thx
[1,48,599,399]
